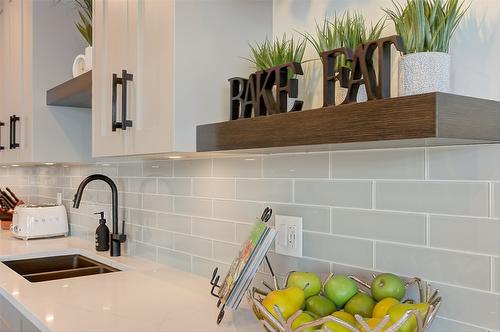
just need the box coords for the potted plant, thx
[303,12,385,104]
[384,0,469,96]
[246,34,306,112]
[75,0,92,72]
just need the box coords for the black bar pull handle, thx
[112,73,119,131]
[111,70,133,131]
[120,69,133,130]
[0,121,4,151]
[9,115,19,149]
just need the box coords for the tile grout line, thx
[490,256,495,292]
[371,180,376,209]
[425,214,430,247]
[424,147,429,180]
[489,181,493,218]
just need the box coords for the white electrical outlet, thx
[275,215,302,257]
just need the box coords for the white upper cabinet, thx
[0,0,92,165]
[92,0,272,157]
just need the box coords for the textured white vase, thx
[84,46,93,71]
[399,52,450,96]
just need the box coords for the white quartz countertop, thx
[0,231,261,332]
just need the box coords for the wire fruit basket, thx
[247,273,442,332]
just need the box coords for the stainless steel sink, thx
[2,254,120,282]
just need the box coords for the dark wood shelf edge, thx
[196,92,500,152]
[46,70,92,109]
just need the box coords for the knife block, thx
[0,210,13,230]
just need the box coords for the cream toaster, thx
[11,204,69,240]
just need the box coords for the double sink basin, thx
[2,254,120,283]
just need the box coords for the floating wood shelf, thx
[197,92,500,153]
[46,71,92,108]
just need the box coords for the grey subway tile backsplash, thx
[156,213,191,234]
[142,194,173,213]
[142,160,173,177]
[129,209,157,228]
[263,153,329,178]
[213,200,263,223]
[264,252,330,277]
[332,208,426,245]
[7,143,500,331]
[173,234,212,257]
[191,217,236,242]
[495,257,500,293]
[433,282,500,330]
[212,241,240,264]
[430,317,488,332]
[173,159,212,177]
[494,182,500,218]
[142,227,174,248]
[303,232,373,268]
[376,242,491,290]
[429,215,500,255]
[428,145,500,180]
[268,203,331,232]
[295,180,372,208]
[331,148,425,179]
[236,179,293,203]
[117,162,143,177]
[157,248,191,272]
[213,156,261,178]
[193,178,235,199]
[174,196,212,217]
[157,178,191,196]
[376,181,489,216]
[127,178,157,193]
[134,242,157,261]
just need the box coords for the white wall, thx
[273,0,500,109]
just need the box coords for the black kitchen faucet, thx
[73,174,126,256]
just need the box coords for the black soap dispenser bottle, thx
[94,212,110,251]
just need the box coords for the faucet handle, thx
[111,220,127,243]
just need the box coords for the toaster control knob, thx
[13,225,18,232]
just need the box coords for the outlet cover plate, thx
[275,215,302,257]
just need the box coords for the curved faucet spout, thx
[73,174,125,256]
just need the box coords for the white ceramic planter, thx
[84,46,93,71]
[399,52,450,96]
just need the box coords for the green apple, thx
[388,303,430,332]
[305,295,336,317]
[344,293,376,318]
[286,271,322,299]
[371,273,406,301]
[291,312,316,332]
[324,275,358,308]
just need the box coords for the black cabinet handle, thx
[9,115,19,149]
[0,121,4,151]
[111,69,133,131]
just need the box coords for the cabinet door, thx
[92,0,132,157]
[127,0,174,155]
[0,5,6,163]
[16,0,32,163]
[0,0,22,163]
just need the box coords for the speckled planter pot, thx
[399,52,450,96]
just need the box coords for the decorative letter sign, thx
[228,35,404,120]
[229,62,303,120]
[321,35,404,106]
